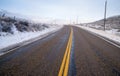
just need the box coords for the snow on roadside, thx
[75,25,120,44]
[0,25,63,54]
[105,29,120,36]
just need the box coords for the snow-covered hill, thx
[0,9,61,36]
[84,15,120,30]
[81,15,120,36]
[0,9,29,19]
[0,10,63,55]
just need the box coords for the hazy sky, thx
[0,0,120,23]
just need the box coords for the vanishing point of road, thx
[0,26,120,76]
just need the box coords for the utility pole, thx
[70,19,71,25]
[76,16,78,24]
[103,0,107,31]
[14,16,16,20]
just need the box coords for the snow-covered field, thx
[0,25,63,56]
[75,25,120,44]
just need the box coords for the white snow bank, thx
[0,25,63,55]
[105,29,120,36]
[75,25,120,44]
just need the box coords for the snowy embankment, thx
[0,25,63,56]
[75,25,120,44]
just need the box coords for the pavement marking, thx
[93,34,120,48]
[77,26,120,48]
[58,27,73,76]
[86,28,120,48]
[84,28,120,48]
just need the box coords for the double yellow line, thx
[58,27,73,76]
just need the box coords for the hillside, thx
[0,10,58,36]
[84,15,120,31]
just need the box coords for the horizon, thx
[0,0,120,24]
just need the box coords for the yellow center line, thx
[58,27,73,76]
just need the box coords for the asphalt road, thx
[0,26,120,76]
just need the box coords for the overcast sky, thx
[0,0,120,23]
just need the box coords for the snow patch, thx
[11,24,19,34]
